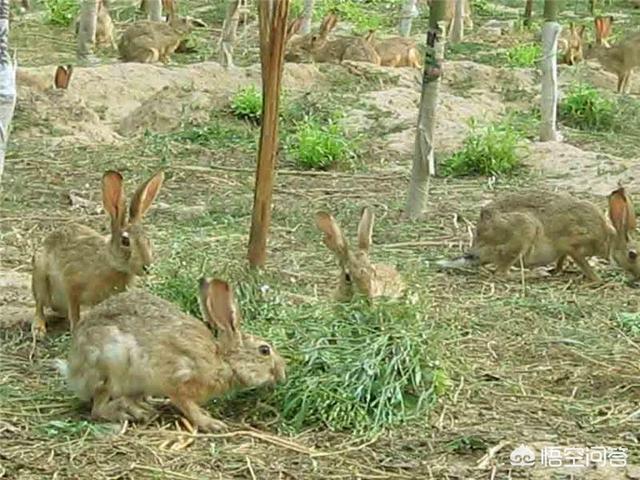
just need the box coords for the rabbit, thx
[285,13,381,65]
[437,187,640,283]
[558,23,586,66]
[368,33,422,68]
[585,31,640,94]
[315,207,405,301]
[31,170,164,337]
[594,15,614,48]
[56,278,286,432]
[74,0,117,50]
[118,0,206,64]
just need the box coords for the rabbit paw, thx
[195,416,227,432]
[31,318,47,339]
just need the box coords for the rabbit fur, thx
[437,188,640,283]
[31,170,164,337]
[315,207,405,300]
[57,278,286,432]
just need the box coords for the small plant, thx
[443,121,522,177]
[616,312,640,337]
[44,0,80,26]
[289,119,354,170]
[505,43,541,68]
[559,83,616,131]
[230,85,263,123]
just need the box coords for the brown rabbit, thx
[594,15,614,47]
[285,13,380,65]
[558,23,586,65]
[31,170,164,337]
[585,31,640,93]
[315,207,405,301]
[437,188,640,283]
[368,32,422,68]
[74,0,117,50]
[118,1,205,64]
[56,278,286,431]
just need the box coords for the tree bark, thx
[0,0,16,182]
[247,0,289,267]
[147,0,163,21]
[539,1,561,142]
[523,0,533,27]
[406,0,446,219]
[300,0,314,34]
[219,0,241,67]
[450,0,464,43]
[398,0,418,37]
[77,0,99,60]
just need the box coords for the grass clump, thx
[505,43,541,67]
[616,312,640,337]
[44,0,80,26]
[230,85,263,124]
[288,119,355,170]
[442,121,521,177]
[559,83,616,131]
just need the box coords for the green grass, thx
[287,119,356,170]
[616,312,640,336]
[230,85,263,124]
[44,0,79,26]
[442,121,522,177]
[505,43,541,68]
[559,83,616,131]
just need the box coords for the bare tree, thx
[219,0,241,67]
[523,0,534,27]
[77,0,99,61]
[539,0,561,141]
[398,0,418,37]
[406,1,446,218]
[0,0,16,182]
[247,0,290,267]
[143,0,163,21]
[450,0,465,43]
[300,0,314,34]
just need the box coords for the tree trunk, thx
[300,0,314,34]
[450,0,464,43]
[0,0,16,182]
[539,1,561,142]
[523,0,533,27]
[77,0,98,60]
[398,0,418,37]
[406,1,446,219]
[247,0,289,267]
[147,0,163,21]
[219,0,240,67]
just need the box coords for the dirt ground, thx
[2,0,640,479]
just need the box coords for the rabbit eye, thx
[344,272,352,283]
[121,233,130,247]
[629,249,638,261]
[258,345,271,356]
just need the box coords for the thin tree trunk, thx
[540,1,561,142]
[398,0,418,37]
[450,0,464,43]
[219,0,240,67]
[523,0,533,27]
[247,0,289,267]
[147,0,163,21]
[300,0,314,34]
[0,0,16,182]
[77,0,98,60]
[406,1,446,219]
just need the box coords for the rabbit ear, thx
[609,187,636,240]
[577,25,586,37]
[102,171,126,232]
[320,12,337,36]
[316,211,348,258]
[54,65,73,89]
[357,207,374,252]
[286,17,302,42]
[199,278,242,343]
[129,171,164,224]
[364,29,375,43]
